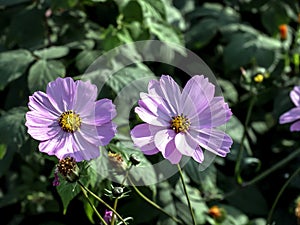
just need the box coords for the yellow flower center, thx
[254,74,264,83]
[58,110,81,133]
[170,114,191,133]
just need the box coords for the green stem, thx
[79,185,108,225]
[177,164,196,225]
[128,176,183,224]
[77,181,128,225]
[111,166,132,225]
[243,148,300,187]
[234,95,256,184]
[266,167,300,225]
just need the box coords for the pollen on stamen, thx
[58,110,81,133]
[170,114,191,133]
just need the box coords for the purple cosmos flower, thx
[25,77,117,161]
[103,210,113,224]
[130,75,233,164]
[279,86,300,131]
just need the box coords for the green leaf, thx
[33,46,69,60]
[218,78,238,104]
[75,50,102,73]
[0,107,28,149]
[109,142,158,186]
[0,107,28,176]
[226,185,268,216]
[157,182,177,225]
[261,1,292,35]
[185,161,220,197]
[186,18,218,48]
[220,204,249,225]
[0,144,7,160]
[148,22,182,45]
[0,49,34,90]
[223,32,281,71]
[247,218,267,225]
[0,0,30,6]
[56,180,81,214]
[28,59,66,93]
[8,6,46,48]
[226,115,251,159]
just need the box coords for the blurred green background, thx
[1,0,300,224]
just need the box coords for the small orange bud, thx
[208,205,222,219]
[279,24,288,40]
[298,13,300,24]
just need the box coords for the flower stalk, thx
[77,180,128,225]
[177,164,197,225]
[128,176,183,224]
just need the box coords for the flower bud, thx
[57,156,80,183]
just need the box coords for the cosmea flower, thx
[25,77,117,161]
[279,86,300,131]
[130,75,233,164]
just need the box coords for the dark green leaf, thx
[8,6,46,49]
[148,22,182,45]
[218,78,238,104]
[0,144,7,160]
[75,50,102,73]
[0,49,34,90]
[226,185,268,216]
[56,180,80,214]
[28,59,65,93]
[33,46,69,60]
[0,107,28,149]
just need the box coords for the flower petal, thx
[139,93,172,121]
[83,99,117,125]
[192,96,232,129]
[164,138,182,164]
[279,107,300,124]
[182,75,215,115]
[290,121,300,131]
[79,123,102,146]
[192,146,204,163]
[73,79,98,115]
[72,132,101,161]
[290,86,300,107]
[38,131,72,158]
[25,111,60,141]
[46,77,77,112]
[197,128,232,157]
[96,122,117,146]
[131,123,161,154]
[28,91,60,117]
[154,129,176,154]
[159,75,182,114]
[135,106,170,127]
[174,132,198,156]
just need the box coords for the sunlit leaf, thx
[0,49,34,90]
[28,59,66,93]
[33,46,69,60]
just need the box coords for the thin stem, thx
[266,167,300,225]
[128,176,183,224]
[111,165,132,225]
[77,181,128,225]
[79,185,108,225]
[243,148,300,187]
[234,95,256,184]
[177,164,197,225]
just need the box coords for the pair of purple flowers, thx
[26,75,233,164]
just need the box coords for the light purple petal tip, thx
[290,86,300,107]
